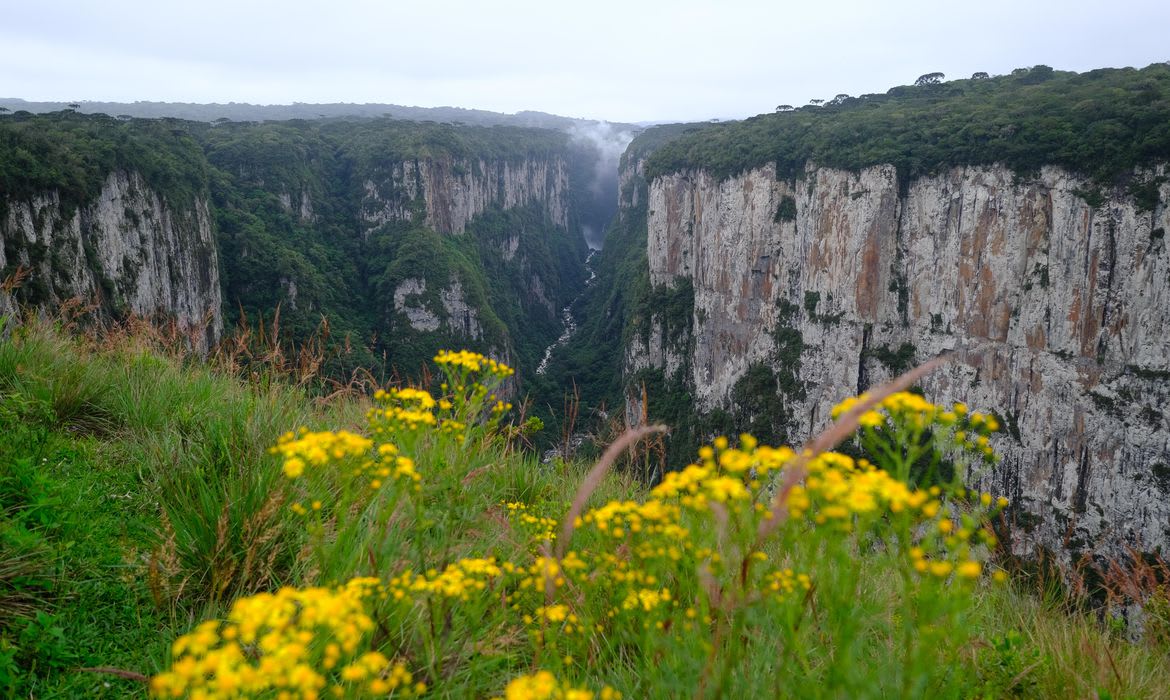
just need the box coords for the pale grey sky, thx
[2,0,1167,123]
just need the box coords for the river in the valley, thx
[535,249,597,376]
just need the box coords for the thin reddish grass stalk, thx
[557,424,669,559]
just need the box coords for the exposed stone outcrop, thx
[392,277,482,340]
[629,160,1170,558]
[1,171,223,348]
[361,157,570,235]
[277,189,315,223]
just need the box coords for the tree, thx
[67,102,80,110]
[828,94,851,106]
[809,98,825,106]
[914,72,945,86]
[775,105,794,112]
[0,106,9,113]
[971,72,990,80]
[1018,65,1055,84]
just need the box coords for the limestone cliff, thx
[392,277,484,341]
[1,171,223,347]
[359,157,582,377]
[361,156,569,235]
[628,160,1170,558]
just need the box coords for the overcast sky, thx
[2,0,1167,123]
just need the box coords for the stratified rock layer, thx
[361,157,569,235]
[1,171,222,348]
[629,161,1170,558]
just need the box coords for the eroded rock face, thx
[393,278,442,332]
[1,171,223,348]
[361,156,569,235]
[630,161,1170,558]
[392,277,482,340]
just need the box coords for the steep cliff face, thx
[1,171,223,347]
[629,161,1170,558]
[361,157,570,235]
[358,155,575,369]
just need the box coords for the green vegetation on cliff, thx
[0,112,209,214]
[535,129,669,433]
[647,63,1170,184]
[0,113,592,384]
[202,118,589,381]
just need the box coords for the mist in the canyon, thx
[571,121,636,249]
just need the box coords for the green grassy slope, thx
[4,320,1166,697]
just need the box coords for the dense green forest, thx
[648,63,1170,185]
[200,118,592,381]
[0,112,210,213]
[0,112,600,385]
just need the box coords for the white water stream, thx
[535,249,597,375]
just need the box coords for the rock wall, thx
[629,161,1170,558]
[392,277,483,340]
[361,156,570,235]
[1,171,223,348]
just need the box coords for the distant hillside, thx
[0,97,637,131]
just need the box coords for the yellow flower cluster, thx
[272,429,373,479]
[787,452,935,524]
[830,391,1000,459]
[831,391,939,428]
[620,586,672,613]
[505,501,560,541]
[434,349,515,378]
[151,578,421,699]
[286,446,418,516]
[389,557,504,602]
[523,604,589,637]
[373,387,437,409]
[576,499,685,540]
[763,568,813,599]
[650,439,793,509]
[500,671,620,700]
[339,653,421,695]
[369,397,439,434]
[909,546,983,580]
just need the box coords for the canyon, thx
[3,67,1169,561]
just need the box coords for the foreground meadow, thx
[1,320,1167,698]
